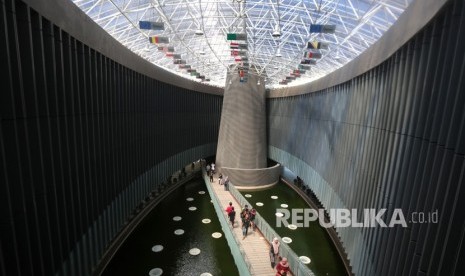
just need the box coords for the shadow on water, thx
[242,181,347,276]
[103,178,239,276]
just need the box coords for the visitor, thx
[228,206,236,227]
[209,170,214,182]
[270,237,280,268]
[218,173,223,185]
[211,162,216,174]
[249,208,256,231]
[275,257,290,276]
[241,212,250,239]
[225,202,233,214]
[224,175,230,191]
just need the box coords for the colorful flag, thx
[173,59,186,64]
[309,24,336,33]
[149,36,169,44]
[307,41,329,50]
[139,21,164,30]
[227,33,247,40]
[303,52,322,59]
[301,59,317,65]
[299,64,311,70]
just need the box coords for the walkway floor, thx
[206,175,276,276]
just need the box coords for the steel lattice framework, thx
[71,0,412,88]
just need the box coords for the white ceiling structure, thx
[71,0,413,88]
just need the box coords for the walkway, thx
[206,174,276,276]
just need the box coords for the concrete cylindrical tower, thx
[215,66,281,188]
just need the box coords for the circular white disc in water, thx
[188,206,197,211]
[271,195,278,199]
[172,216,182,221]
[256,202,264,207]
[200,273,213,276]
[151,245,163,252]
[149,268,163,276]
[288,224,298,230]
[198,191,205,194]
[245,194,252,198]
[275,212,284,217]
[299,256,311,264]
[189,248,201,255]
[202,219,211,224]
[212,232,222,238]
[282,237,293,243]
[280,204,288,208]
[186,197,194,201]
[174,229,184,235]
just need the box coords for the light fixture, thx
[257,80,261,85]
[272,24,281,38]
[196,0,204,36]
[272,0,281,38]
[275,48,282,57]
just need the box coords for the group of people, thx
[224,202,256,238]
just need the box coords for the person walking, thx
[224,175,230,191]
[270,237,280,268]
[209,170,214,182]
[228,206,236,227]
[249,208,256,231]
[275,257,290,276]
[225,202,233,214]
[241,212,250,239]
[218,173,223,185]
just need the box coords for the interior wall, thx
[0,0,222,275]
[267,0,465,275]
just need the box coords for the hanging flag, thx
[307,41,329,50]
[157,46,164,51]
[238,43,248,50]
[303,52,322,59]
[279,80,288,85]
[235,57,242,62]
[239,70,245,77]
[227,33,247,40]
[299,64,311,70]
[230,42,239,49]
[163,46,175,52]
[301,59,317,65]
[187,69,196,73]
[179,64,191,69]
[173,59,186,64]
[172,54,182,59]
[309,24,336,33]
[165,52,174,57]
[149,36,169,44]
[139,21,164,30]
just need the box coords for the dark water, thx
[103,178,239,276]
[242,182,347,276]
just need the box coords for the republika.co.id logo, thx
[275,208,438,228]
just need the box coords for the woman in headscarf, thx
[275,257,290,276]
[269,237,280,268]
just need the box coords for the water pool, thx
[102,178,239,276]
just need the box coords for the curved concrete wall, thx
[268,0,465,275]
[0,0,222,275]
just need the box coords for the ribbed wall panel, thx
[0,0,222,275]
[267,0,465,275]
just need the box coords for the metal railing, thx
[202,168,252,276]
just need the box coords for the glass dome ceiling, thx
[71,0,413,88]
